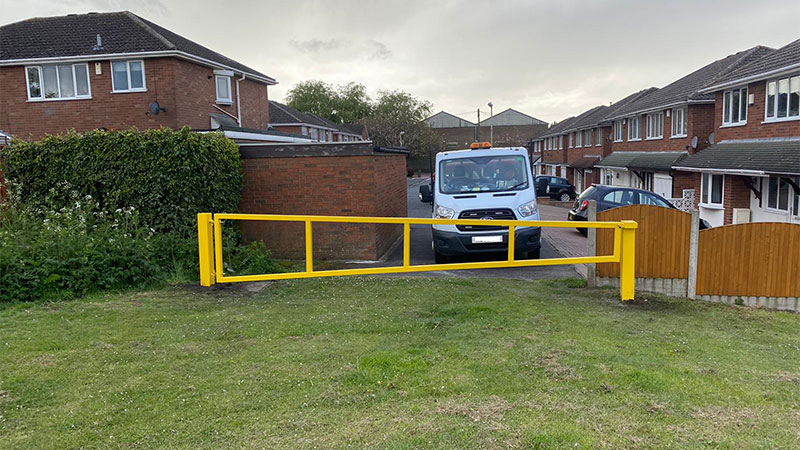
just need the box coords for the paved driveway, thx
[367,178,581,280]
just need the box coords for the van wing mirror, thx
[419,184,433,203]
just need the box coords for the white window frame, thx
[628,116,641,141]
[111,60,147,93]
[671,107,687,137]
[613,120,623,142]
[596,128,602,146]
[25,63,92,101]
[568,133,573,148]
[700,173,724,208]
[766,176,800,215]
[645,112,663,140]
[584,129,591,147]
[558,136,563,149]
[575,131,582,147]
[764,76,800,123]
[721,86,747,126]
[215,75,233,105]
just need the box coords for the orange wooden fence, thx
[697,222,800,298]
[597,205,691,279]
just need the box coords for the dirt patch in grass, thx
[435,396,513,430]
[535,349,581,381]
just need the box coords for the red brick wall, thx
[238,144,406,260]
[0,57,270,140]
[723,175,751,225]
[609,104,712,154]
[714,81,800,141]
[671,171,699,199]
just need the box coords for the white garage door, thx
[653,174,673,199]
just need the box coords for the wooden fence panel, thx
[697,223,800,298]
[597,205,691,279]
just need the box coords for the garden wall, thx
[238,142,407,261]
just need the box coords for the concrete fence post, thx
[687,209,700,299]
[586,200,597,288]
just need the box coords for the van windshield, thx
[439,155,529,194]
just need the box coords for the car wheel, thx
[559,192,571,202]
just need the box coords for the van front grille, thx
[457,208,516,231]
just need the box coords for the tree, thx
[285,80,372,124]
[362,90,444,159]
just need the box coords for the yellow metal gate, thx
[197,213,637,300]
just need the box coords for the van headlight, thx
[434,205,455,219]
[517,200,538,217]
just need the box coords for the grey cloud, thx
[367,40,392,60]
[289,38,344,54]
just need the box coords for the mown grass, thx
[1,277,799,449]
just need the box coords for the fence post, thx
[687,209,699,299]
[619,220,638,301]
[586,200,597,288]
[197,213,215,287]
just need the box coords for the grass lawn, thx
[1,277,799,449]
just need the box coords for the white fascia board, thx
[0,51,277,85]
[699,62,800,94]
[197,130,313,143]
[671,166,766,176]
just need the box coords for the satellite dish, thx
[148,101,167,116]
[690,136,698,149]
[708,133,715,145]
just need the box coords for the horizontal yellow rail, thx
[197,213,638,300]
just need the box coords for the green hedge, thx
[1,128,242,235]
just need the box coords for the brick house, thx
[674,39,800,226]
[597,46,772,200]
[532,88,656,189]
[268,101,367,143]
[0,11,294,143]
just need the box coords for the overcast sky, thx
[3,0,800,123]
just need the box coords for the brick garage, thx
[238,142,407,261]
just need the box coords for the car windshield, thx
[439,155,529,194]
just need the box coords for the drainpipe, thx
[235,73,246,127]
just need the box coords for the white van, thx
[426,144,541,263]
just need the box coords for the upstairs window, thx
[111,60,146,92]
[215,76,232,104]
[575,131,582,147]
[568,133,573,148]
[26,64,91,100]
[671,107,688,137]
[722,87,747,125]
[646,112,663,139]
[765,76,800,121]
[613,120,623,142]
[628,116,641,141]
[596,127,602,146]
[559,135,563,149]
[584,130,591,147]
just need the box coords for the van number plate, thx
[472,235,503,244]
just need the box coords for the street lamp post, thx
[487,102,493,146]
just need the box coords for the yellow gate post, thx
[619,220,638,301]
[197,213,215,287]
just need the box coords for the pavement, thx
[344,178,582,280]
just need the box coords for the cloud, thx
[367,40,392,60]
[289,38,344,54]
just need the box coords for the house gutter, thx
[236,73,246,127]
[698,62,800,93]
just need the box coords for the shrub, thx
[0,128,242,235]
[0,190,284,302]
